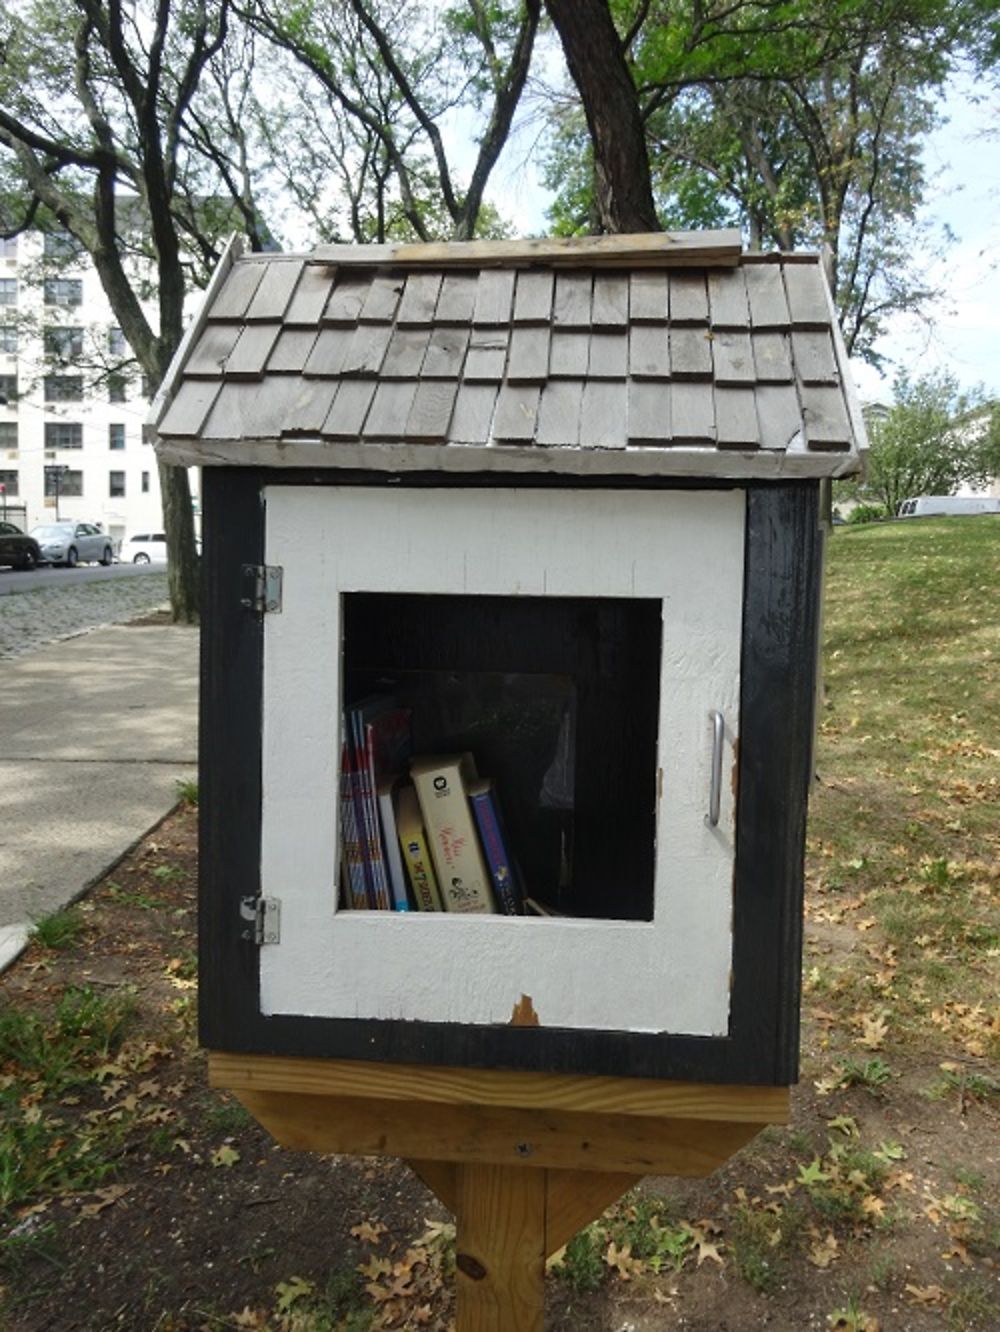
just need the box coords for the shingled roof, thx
[149,230,865,479]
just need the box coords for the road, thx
[0,562,166,596]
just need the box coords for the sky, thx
[480,68,1000,410]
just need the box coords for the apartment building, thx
[0,230,197,545]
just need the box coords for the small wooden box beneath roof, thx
[148,230,866,1089]
[150,228,865,479]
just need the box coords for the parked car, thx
[119,531,167,564]
[30,521,115,567]
[0,520,42,570]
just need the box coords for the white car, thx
[120,531,168,564]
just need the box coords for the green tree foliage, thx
[844,371,1000,515]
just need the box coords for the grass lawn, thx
[0,516,997,1330]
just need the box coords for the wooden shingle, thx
[363,380,418,439]
[324,273,371,326]
[340,322,393,377]
[591,274,629,328]
[449,383,498,444]
[186,324,241,378]
[671,381,716,443]
[629,271,669,322]
[756,384,803,451]
[396,272,443,327]
[158,380,221,437]
[246,260,304,322]
[627,381,672,445]
[715,388,759,448]
[464,331,508,382]
[283,378,340,435]
[406,379,459,442]
[507,326,550,384]
[628,325,669,380]
[791,330,838,385]
[784,263,830,328]
[536,380,583,446]
[210,263,266,320]
[549,330,590,378]
[224,324,281,380]
[670,326,713,379]
[492,383,541,442]
[587,330,628,379]
[707,269,749,329]
[711,331,755,386]
[322,380,377,439]
[552,272,592,327]
[513,271,554,324]
[267,328,319,374]
[359,272,405,323]
[744,265,789,329]
[435,271,478,324]
[752,331,793,383]
[472,269,516,326]
[580,380,626,449]
[669,272,709,324]
[382,327,432,379]
[303,327,355,378]
[800,385,851,449]
[422,326,470,379]
[284,265,335,326]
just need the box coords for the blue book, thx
[467,778,524,916]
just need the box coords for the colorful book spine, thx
[395,784,443,912]
[377,777,411,912]
[339,743,370,910]
[410,755,495,914]
[350,706,391,910]
[467,779,524,916]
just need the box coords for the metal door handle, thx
[706,710,724,826]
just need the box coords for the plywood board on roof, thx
[363,380,419,439]
[246,261,304,322]
[472,269,516,326]
[550,330,589,378]
[800,385,851,449]
[382,327,431,379]
[629,271,669,322]
[629,324,670,379]
[588,330,628,379]
[322,379,377,439]
[324,273,371,325]
[783,263,829,327]
[752,331,792,383]
[513,270,554,323]
[580,380,626,449]
[744,265,789,329]
[341,322,393,376]
[224,323,282,380]
[756,384,803,450]
[536,379,583,446]
[422,325,469,379]
[449,382,497,444]
[158,379,221,438]
[268,328,319,374]
[303,326,355,378]
[396,271,442,327]
[553,271,592,327]
[627,380,672,445]
[507,325,550,383]
[670,325,713,378]
[406,379,459,441]
[211,263,267,320]
[671,382,716,443]
[715,387,759,448]
[711,331,754,385]
[186,323,241,377]
[435,271,477,323]
[707,268,749,329]
[591,273,629,328]
[359,272,405,323]
[669,272,709,323]
[285,265,335,326]
[464,331,508,382]
[492,383,540,442]
[791,330,838,385]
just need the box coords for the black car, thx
[0,520,42,571]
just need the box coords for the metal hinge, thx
[241,564,282,614]
[240,896,281,945]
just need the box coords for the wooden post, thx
[455,1163,546,1332]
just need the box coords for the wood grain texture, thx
[303,326,354,378]
[245,261,304,322]
[464,331,509,382]
[627,380,672,444]
[491,383,540,441]
[668,272,709,323]
[186,323,242,378]
[552,271,592,327]
[755,384,803,450]
[544,1170,638,1254]
[321,380,376,438]
[209,1054,789,1123]
[549,330,590,378]
[267,328,319,374]
[628,324,670,379]
[362,380,419,440]
[800,384,851,448]
[405,379,459,442]
[711,331,755,385]
[791,330,838,385]
[455,1164,545,1332]
[396,271,443,327]
[752,331,793,383]
[507,326,551,383]
[231,1089,765,1175]
[210,263,266,320]
[449,383,498,443]
[587,330,628,379]
[422,326,470,379]
[283,378,340,435]
[669,325,713,379]
[324,273,370,325]
[381,326,432,379]
[341,322,393,376]
[472,269,516,326]
[285,264,336,326]
[707,268,749,328]
[744,265,790,329]
[783,263,829,327]
[591,273,629,328]
[513,270,554,324]
[435,271,478,323]
[629,271,669,322]
[579,380,626,449]
[671,382,716,443]
[359,272,405,323]
[536,379,583,446]
[157,379,221,437]
[715,387,760,448]
[224,323,281,380]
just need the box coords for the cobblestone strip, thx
[0,575,171,659]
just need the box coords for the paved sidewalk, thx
[0,621,198,971]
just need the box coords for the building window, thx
[0,423,17,450]
[108,373,128,404]
[44,422,83,449]
[108,326,127,356]
[109,470,126,498]
[0,237,17,259]
[44,375,83,402]
[0,326,16,353]
[44,230,84,261]
[44,278,83,307]
[0,279,16,307]
[44,325,85,360]
[0,469,18,496]
[0,374,18,404]
[109,423,125,450]
[45,467,83,498]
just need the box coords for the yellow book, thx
[395,784,443,911]
[410,754,496,914]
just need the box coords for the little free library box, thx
[150,230,865,1194]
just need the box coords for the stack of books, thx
[340,700,524,915]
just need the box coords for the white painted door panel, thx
[260,486,744,1035]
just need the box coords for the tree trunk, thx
[544,0,659,233]
[159,459,200,623]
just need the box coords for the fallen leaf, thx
[808,1232,839,1268]
[274,1276,314,1314]
[79,1185,131,1218]
[351,1219,387,1244]
[859,1012,889,1050]
[211,1144,241,1168]
[905,1283,947,1306]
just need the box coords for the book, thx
[395,783,443,911]
[345,697,413,911]
[377,776,411,911]
[410,754,496,914]
[339,742,371,909]
[467,778,524,916]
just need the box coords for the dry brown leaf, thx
[808,1232,839,1268]
[905,1284,948,1306]
[859,1012,889,1050]
[351,1219,388,1244]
